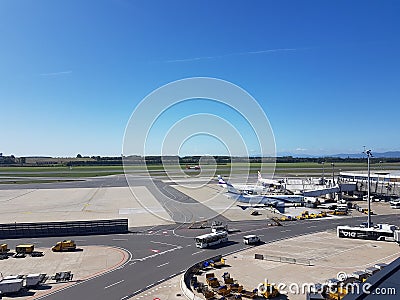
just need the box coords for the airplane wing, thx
[237,203,275,210]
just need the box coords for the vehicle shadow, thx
[207,241,239,250]
[4,289,36,298]
[30,285,52,291]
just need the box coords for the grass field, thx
[0,162,399,181]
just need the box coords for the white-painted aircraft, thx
[217,175,264,195]
[219,176,303,212]
[257,171,284,187]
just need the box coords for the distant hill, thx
[330,151,400,159]
[277,151,400,159]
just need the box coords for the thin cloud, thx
[39,70,72,76]
[163,48,301,63]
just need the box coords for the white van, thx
[243,235,260,245]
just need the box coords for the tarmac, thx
[0,186,173,227]
[0,245,129,299]
[172,184,268,221]
[135,231,400,300]
[0,170,398,226]
[0,181,270,227]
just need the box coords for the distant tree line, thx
[2,154,400,167]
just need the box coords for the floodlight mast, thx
[363,148,373,228]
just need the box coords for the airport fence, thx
[255,254,313,266]
[0,219,129,239]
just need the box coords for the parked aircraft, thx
[257,171,283,187]
[220,177,303,212]
[217,175,264,195]
[186,165,201,170]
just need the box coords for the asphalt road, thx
[2,214,399,300]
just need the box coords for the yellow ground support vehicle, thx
[361,209,374,215]
[259,283,280,299]
[210,257,225,268]
[206,273,220,288]
[203,289,214,299]
[328,210,347,216]
[328,286,348,300]
[52,240,77,252]
[0,244,9,253]
[15,244,34,254]
[296,210,312,219]
[216,285,231,296]
[279,215,296,221]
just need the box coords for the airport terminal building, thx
[340,171,400,183]
[339,171,400,198]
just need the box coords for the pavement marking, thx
[113,238,128,241]
[136,245,182,261]
[192,249,205,255]
[157,262,170,268]
[281,229,292,232]
[150,240,179,247]
[104,279,125,289]
[307,225,318,228]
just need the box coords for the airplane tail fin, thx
[225,181,240,194]
[218,175,242,196]
[217,175,227,185]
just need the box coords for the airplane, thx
[220,177,304,213]
[257,171,284,187]
[217,175,264,195]
[186,165,201,170]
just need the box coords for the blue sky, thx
[1,0,399,157]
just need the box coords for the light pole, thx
[322,161,325,185]
[331,163,335,185]
[364,149,373,228]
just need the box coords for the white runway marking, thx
[104,279,124,289]
[150,240,179,247]
[192,250,205,255]
[157,262,170,268]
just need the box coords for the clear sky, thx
[1,0,399,157]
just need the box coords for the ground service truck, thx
[0,279,23,295]
[15,244,34,254]
[0,244,9,254]
[52,240,76,252]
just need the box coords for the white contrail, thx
[39,70,72,76]
[164,48,300,63]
